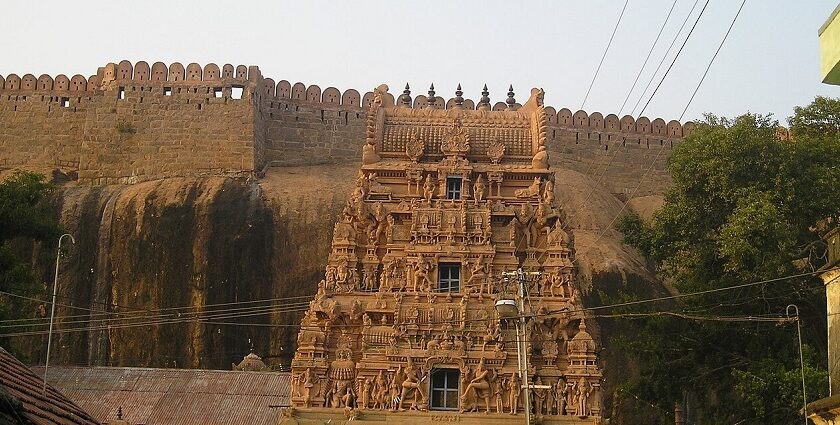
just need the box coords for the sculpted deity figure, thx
[302,368,317,408]
[465,260,488,295]
[473,175,486,205]
[359,377,372,409]
[368,202,389,245]
[460,357,494,413]
[422,174,436,203]
[514,203,536,248]
[533,376,548,415]
[482,321,502,351]
[399,358,426,411]
[326,350,356,408]
[576,377,590,416]
[412,258,434,292]
[495,375,505,413]
[372,371,388,410]
[508,372,521,415]
[549,273,568,298]
[388,370,401,411]
[555,378,567,415]
[542,178,555,205]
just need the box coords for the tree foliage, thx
[0,172,63,352]
[614,98,840,424]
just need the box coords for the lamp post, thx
[495,268,532,425]
[43,233,75,396]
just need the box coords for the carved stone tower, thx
[287,84,603,423]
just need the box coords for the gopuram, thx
[286,84,603,424]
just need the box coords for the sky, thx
[1,1,839,124]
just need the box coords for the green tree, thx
[614,98,840,424]
[0,172,63,353]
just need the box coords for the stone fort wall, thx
[1,60,696,195]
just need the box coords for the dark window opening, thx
[438,263,460,293]
[446,177,462,200]
[431,369,460,410]
[117,87,125,100]
[60,97,69,108]
[163,87,172,96]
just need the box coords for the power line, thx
[0,290,317,324]
[679,0,747,120]
[580,0,631,110]
[3,267,834,340]
[630,0,702,116]
[637,0,710,117]
[618,0,680,115]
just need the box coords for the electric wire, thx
[580,0,631,110]
[637,0,710,118]
[630,0,702,116]
[679,0,747,120]
[3,267,834,340]
[618,0,680,115]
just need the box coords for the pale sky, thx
[2,0,839,124]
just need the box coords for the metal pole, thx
[518,268,531,425]
[44,233,74,396]
[787,304,808,425]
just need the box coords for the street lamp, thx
[495,268,532,425]
[43,233,75,396]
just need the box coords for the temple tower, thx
[287,84,603,424]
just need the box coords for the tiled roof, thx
[29,366,291,425]
[0,347,100,425]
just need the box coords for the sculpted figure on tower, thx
[289,85,603,423]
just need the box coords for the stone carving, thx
[405,131,425,162]
[556,378,567,415]
[515,177,542,199]
[460,357,494,413]
[397,358,427,411]
[289,85,602,419]
[532,145,549,169]
[473,175,486,205]
[507,372,521,415]
[440,118,471,158]
[533,376,548,415]
[487,140,505,164]
[325,343,356,408]
[422,174,436,203]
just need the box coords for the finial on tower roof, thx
[506,85,516,110]
[477,84,491,111]
[399,83,412,107]
[427,83,436,109]
[454,83,464,109]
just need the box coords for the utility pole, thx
[517,268,532,425]
[43,233,75,396]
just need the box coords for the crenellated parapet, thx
[0,60,693,194]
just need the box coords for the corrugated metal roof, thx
[0,347,100,425]
[30,366,290,425]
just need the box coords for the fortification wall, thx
[251,80,693,196]
[1,60,694,196]
[1,61,261,184]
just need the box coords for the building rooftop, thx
[30,365,291,425]
[0,347,100,425]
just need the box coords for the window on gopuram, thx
[438,263,460,292]
[446,176,462,200]
[430,369,460,410]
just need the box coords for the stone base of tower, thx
[279,407,601,424]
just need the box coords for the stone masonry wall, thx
[0,61,260,184]
[1,60,696,196]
